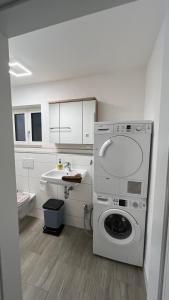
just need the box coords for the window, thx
[31,112,42,142]
[14,113,26,141]
[13,107,42,146]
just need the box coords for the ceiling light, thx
[9,61,32,77]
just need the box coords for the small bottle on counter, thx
[57,158,63,170]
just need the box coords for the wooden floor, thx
[19,216,146,300]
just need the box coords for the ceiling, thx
[9,0,166,87]
[0,0,29,10]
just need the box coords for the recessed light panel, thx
[9,61,32,77]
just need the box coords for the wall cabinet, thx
[49,103,59,143]
[49,98,97,144]
[83,100,96,144]
[60,101,82,144]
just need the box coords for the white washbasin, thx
[41,168,87,187]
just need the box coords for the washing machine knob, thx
[133,202,139,208]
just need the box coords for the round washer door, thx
[99,135,143,178]
[99,209,141,245]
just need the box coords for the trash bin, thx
[42,198,64,236]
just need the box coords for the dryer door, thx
[98,135,143,178]
[99,209,141,245]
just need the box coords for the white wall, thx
[11,69,145,227]
[0,33,22,300]
[144,21,165,281]
[144,9,169,300]
[11,69,145,148]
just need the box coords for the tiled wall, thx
[15,151,93,228]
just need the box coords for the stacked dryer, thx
[93,121,152,266]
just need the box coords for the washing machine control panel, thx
[113,198,127,206]
[96,194,146,209]
[112,197,146,209]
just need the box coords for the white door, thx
[0,33,22,300]
[49,103,60,143]
[83,100,96,144]
[98,135,143,178]
[60,101,82,144]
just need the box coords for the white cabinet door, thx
[83,100,96,144]
[49,103,59,143]
[60,101,82,144]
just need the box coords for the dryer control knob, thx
[136,126,142,131]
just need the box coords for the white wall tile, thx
[63,198,86,219]
[58,183,92,203]
[47,183,58,198]
[71,155,93,166]
[64,215,84,229]
[29,161,56,178]
[29,177,50,209]
[16,175,29,192]
[29,208,44,220]
[15,160,29,177]
[15,152,29,161]
[58,154,93,166]
[72,164,93,184]
[30,153,57,163]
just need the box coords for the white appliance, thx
[94,121,152,198]
[93,194,146,266]
[93,121,152,266]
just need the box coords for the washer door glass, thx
[99,135,143,178]
[104,214,132,240]
[99,209,140,245]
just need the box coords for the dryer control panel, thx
[114,123,151,134]
[95,122,152,135]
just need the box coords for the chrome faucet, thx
[64,162,72,173]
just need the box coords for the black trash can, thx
[42,199,64,236]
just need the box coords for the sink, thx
[41,168,87,187]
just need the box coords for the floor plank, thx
[22,283,48,300]
[20,216,146,300]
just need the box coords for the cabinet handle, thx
[60,127,71,132]
[60,127,71,129]
[50,127,71,129]
[50,127,71,133]
[50,127,60,132]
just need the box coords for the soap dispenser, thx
[57,158,63,170]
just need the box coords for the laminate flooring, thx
[19,216,146,300]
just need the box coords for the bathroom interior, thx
[3,0,169,299]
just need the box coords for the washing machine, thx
[93,193,146,266]
[94,121,152,199]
